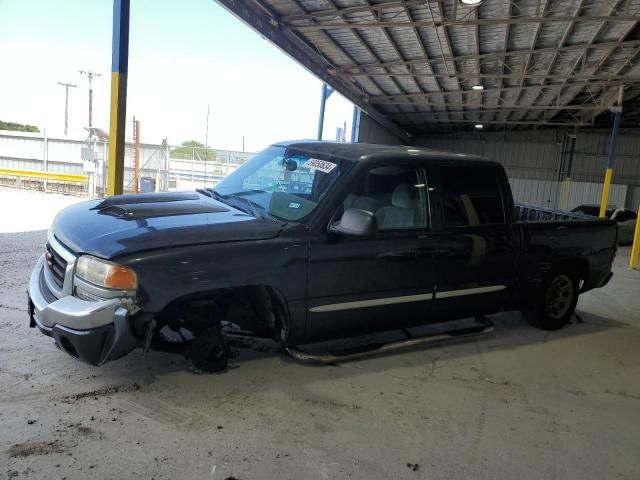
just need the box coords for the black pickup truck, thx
[28,141,617,370]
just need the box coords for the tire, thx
[187,328,229,373]
[524,270,579,331]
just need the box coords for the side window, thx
[342,165,427,231]
[439,166,505,227]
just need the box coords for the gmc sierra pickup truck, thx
[28,141,617,371]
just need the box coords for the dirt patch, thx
[7,440,66,458]
[60,377,155,403]
[304,398,361,410]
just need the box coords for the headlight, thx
[75,255,137,290]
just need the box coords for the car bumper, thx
[27,255,140,366]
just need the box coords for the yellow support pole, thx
[562,134,576,211]
[561,177,571,210]
[630,203,640,270]
[599,168,613,217]
[106,0,130,196]
[600,106,622,218]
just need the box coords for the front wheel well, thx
[153,285,290,341]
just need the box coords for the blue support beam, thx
[317,83,334,140]
[351,106,361,143]
[107,0,130,195]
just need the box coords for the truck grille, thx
[45,242,67,289]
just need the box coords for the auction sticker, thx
[303,158,337,174]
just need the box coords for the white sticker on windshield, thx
[303,158,337,174]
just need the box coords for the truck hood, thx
[51,192,284,258]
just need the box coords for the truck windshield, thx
[213,146,349,222]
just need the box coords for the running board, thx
[286,316,494,365]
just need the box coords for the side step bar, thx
[286,316,494,365]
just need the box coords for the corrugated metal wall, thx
[0,131,252,194]
[509,178,627,210]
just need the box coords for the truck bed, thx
[510,203,617,305]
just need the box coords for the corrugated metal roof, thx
[216,0,640,137]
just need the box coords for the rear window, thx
[439,166,505,227]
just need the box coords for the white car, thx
[571,204,637,245]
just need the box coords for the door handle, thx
[377,251,416,262]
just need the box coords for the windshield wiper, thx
[215,192,266,220]
[229,195,262,219]
[209,189,226,202]
[211,189,284,222]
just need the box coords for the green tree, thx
[181,140,204,148]
[170,140,217,161]
[0,120,40,133]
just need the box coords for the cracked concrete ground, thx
[1,190,639,480]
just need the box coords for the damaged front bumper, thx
[27,255,140,366]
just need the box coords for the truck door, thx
[429,164,519,321]
[305,163,439,342]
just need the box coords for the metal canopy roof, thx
[216,0,640,139]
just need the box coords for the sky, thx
[0,0,355,152]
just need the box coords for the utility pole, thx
[133,116,140,193]
[204,104,210,187]
[79,70,101,140]
[57,81,76,135]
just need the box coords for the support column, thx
[107,0,130,196]
[630,203,640,270]
[599,88,624,217]
[317,83,334,141]
[561,134,576,210]
[599,108,621,217]
[351,106,361,143]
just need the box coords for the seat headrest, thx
[392,184,413,209]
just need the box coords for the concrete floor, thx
[1,218,639,479]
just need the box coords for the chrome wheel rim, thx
[545,274,574,320]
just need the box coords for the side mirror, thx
[329,208,377,236]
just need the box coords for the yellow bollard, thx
[599,168,613,217]
[630,204,640,270]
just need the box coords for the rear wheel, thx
[524,271,579,331]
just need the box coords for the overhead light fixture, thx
[459,0,482,6]
[475,124,484,129]
[472,85,484,91]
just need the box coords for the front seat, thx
[343,193,384,215]
[375,184,416,230]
